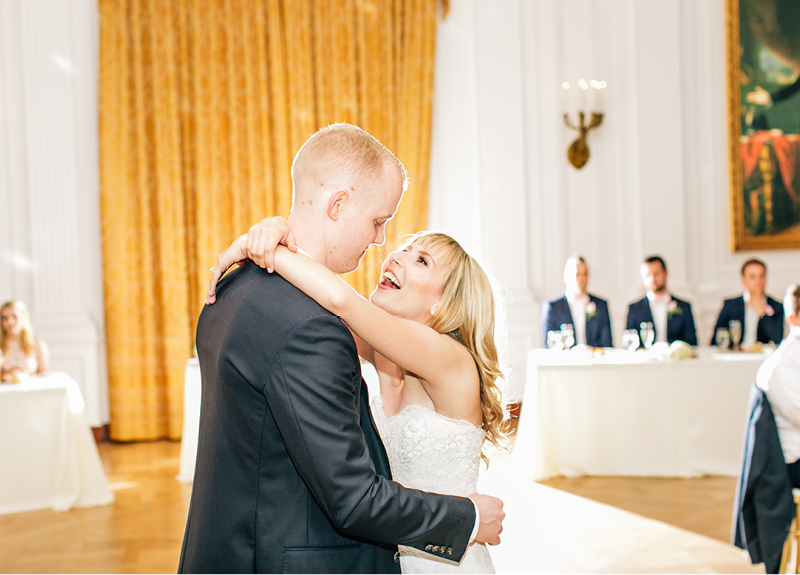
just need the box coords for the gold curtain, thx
[99,0,442,441]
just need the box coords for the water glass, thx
[729,320,742,349]
[560,323,575,350]
[640,322,655,349]
[622,329,639,352]
[716,327,731,350]
[547,330,563,350]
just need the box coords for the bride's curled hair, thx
[408,232,510,464]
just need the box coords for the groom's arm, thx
[264,314,480,561]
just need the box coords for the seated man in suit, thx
[757,283,800,487]
[626,255,697,346]
[541,255,613,348]
[711,258,785,349]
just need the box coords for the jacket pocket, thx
[282,544,362,574]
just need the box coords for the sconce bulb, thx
[600,81,607,89]
[562,81,570,89]
[578,78,588,90]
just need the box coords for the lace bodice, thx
[371,394,485,497]
[371,394,495,574]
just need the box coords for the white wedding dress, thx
[372,394,495,574]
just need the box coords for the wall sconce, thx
[562,79,606,169]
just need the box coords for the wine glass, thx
[546,330,563,350]
[560,324,575,350]
[640,322,655,349]
[716,327,730,351]
[729,320,742,350]
[622,329,639,352]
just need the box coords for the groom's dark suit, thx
[178,263,475,574]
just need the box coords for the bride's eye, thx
[418,256,428,266]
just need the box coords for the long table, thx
[512,348,766,480]
[0,372,114,514]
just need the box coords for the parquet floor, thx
[0,440,749,573]
[0,441,191,574]
[540,474,738,544]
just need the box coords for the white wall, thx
[0,0,107,426]
[4,0,799,416]
[430,0,800,400]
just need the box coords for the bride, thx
[208,218,509,573]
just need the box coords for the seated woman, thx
[0,300,49,382]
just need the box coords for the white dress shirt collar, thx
[646,292,670,343]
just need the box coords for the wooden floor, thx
[0,440,754,574]
[540,475,738,544]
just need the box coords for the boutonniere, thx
[667,300,682,319]
[586,301,597,319]
[766,305,775,317]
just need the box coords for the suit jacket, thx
[625,295,697,346]
[732,384,794,574]
[178,263,474,574]
[711,295,785,347]
[541,294,613,348]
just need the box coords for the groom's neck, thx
[286,213,326,264]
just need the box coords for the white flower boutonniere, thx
[667,300,682,319]
[586,301,597,320]
[766,304,775,317]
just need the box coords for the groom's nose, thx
[374,223,387,246]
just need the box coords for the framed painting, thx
[727,0,800,250]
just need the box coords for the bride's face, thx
[370,241,448,325]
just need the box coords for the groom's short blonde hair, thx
[290,124,407,208]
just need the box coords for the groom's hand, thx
[468,493,504,545]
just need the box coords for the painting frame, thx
[726,0,800,251]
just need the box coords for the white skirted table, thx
[0,372,114,515]
[178,358,201,483]
[512,348,767,481]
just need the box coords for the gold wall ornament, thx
[563,111,604,169]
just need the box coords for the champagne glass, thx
[547,330,563,350]
[561,324,575,350]
[729,320,742,350]
[640,322,655,349]
[715,327,730,351]
[622,329,639,352]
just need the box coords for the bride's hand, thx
[244,216,297,273]
[206,234,248,304]
[206,217,298,304]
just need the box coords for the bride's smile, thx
[370,242,448,325]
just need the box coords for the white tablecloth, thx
[512,348,767,480]
[178,358,201,483]
[0,372,114,514]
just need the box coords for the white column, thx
[0,0,107,426]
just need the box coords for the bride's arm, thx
[272,246,475,391]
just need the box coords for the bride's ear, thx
[430,302,439,316]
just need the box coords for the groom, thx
[178,124,504,574]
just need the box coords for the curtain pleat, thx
[100,0,441,441]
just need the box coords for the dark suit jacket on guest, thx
[711,295,785,347]
[541,294,613,348]
[625,295,697,346]
[178,263,475,574]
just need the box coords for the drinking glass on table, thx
[715,327,730,350]
[622,329,640,352]
[560,323,575,350]
[547,330,563,350]
[640,322,655,349]
[729,320,742,350]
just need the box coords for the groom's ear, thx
[327,189,349,221]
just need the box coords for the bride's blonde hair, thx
[407,232,510,464]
